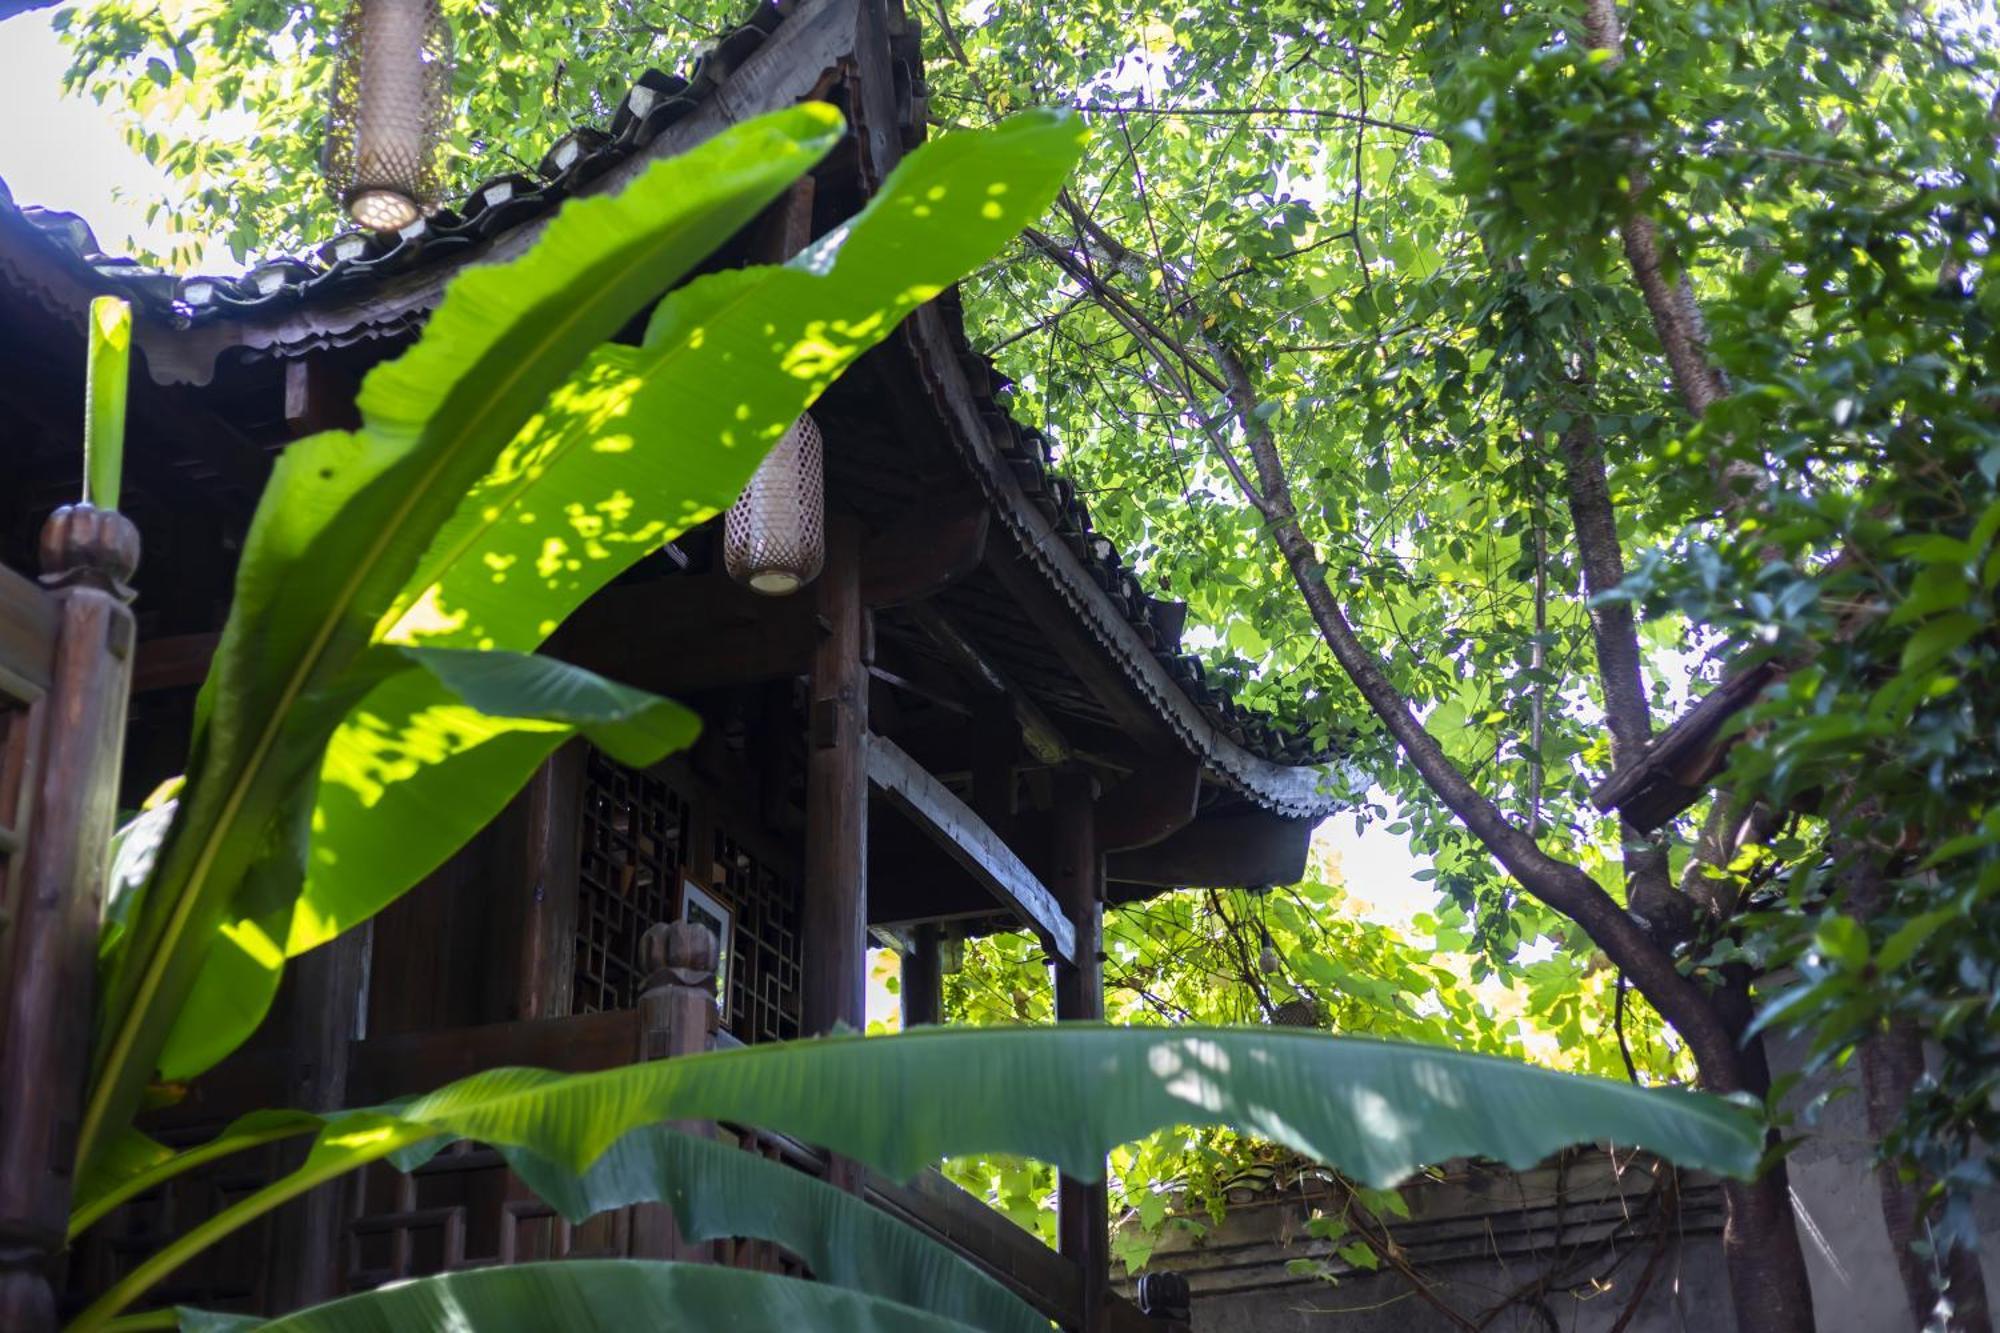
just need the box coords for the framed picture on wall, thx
[680,878,733,1016]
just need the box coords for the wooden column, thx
[802,518,869,1036]
[268,926,370,1312]
[511,742,585,1021]
[631,921,718,1262]
[901,922,943,1028]
[1051,768,1108,1333]
[0,504,139,1332]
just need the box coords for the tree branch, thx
[1202,336,1749,1090]
[1580,0,1731,421]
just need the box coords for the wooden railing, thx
[105,921,1145,1328]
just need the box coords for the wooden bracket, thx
[865,731,1076,964]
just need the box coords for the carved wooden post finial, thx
[640,919,720,994]
[39,502,140,600]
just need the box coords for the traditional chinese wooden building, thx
[0,1,1337,1327]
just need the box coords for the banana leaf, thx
[242,1262,984,1333]
[501,1126,1048,1333]
[159,648,701,1076]
[84,295,131,509]
[70,1026,1760,1328]
[79,105,845,1177]
[282,108,1091,962]
[146,110,1089,1112]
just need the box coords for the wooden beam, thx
[866,731,1076,964]
[554,572,816,697]
[901,602,1071,765]
[510,742,585,1021]
[0,508,138,1332]
[983,545,1176,751]
[803,520,870,1035]
[754,176,817,263]
[1106,811,1313,891]
[283,356,361,437]
[861,491,989,608]
[267,925,370,1311]
[1095,754,1201,853]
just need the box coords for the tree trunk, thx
[1845,843,1995,1333]
[1203,339,1818,1333]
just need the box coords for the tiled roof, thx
[0,0,1337,812]
[0,2,794,327]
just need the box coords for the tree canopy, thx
[46,0,2000,1327]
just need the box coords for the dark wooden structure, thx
[0,506,141,1329]
[0,1,1337,1327]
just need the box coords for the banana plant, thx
[70,1024,1764,1329]
[168,1262,997,1333]
[76,104,1089,1196]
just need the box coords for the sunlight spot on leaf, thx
[219,918,283,970]
[383,585,469,646]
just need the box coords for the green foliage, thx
[219,1261,989,1333]
[83,295,130,509]
[944,876,1684,1264]
[71,1025,1760,1326]
[78,102,1089,1247]
[78,104,846,1190]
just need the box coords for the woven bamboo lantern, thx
[323,0,453,231]
[723,415,826,596]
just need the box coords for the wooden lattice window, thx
[574,749,804,1045]
[714,828,803,1045]
[573,750,691,1014]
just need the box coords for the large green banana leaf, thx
[501,1126,1047,1333]
[69,1026,1759,1328]
[233,1262,984,1333]
[79,106,845,1175]
[79,1121,1045,1333]
[161,649,701,1076]
[281,109,1090,963]
[152,110,1088,1106]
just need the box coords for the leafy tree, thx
[935,870,1685,1270]
[47,0,2000,1328]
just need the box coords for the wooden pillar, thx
[1051,768,1108,1332]
[511,742,585,1021]
[802,518,868,1036]
[901,922,943,1029]
[630,921,718,1262]
[0,504,139,1332]
[268,926,370,1312]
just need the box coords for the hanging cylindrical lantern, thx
[323,0,453,231]
[724,415,825,596]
